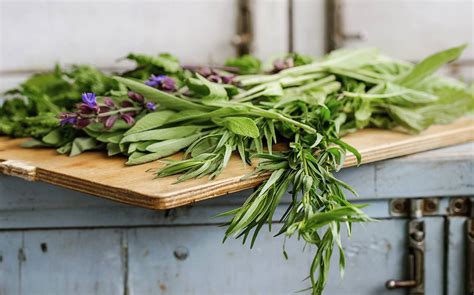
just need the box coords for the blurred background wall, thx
[1,0,473,93]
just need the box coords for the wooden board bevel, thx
[0,118,472,209]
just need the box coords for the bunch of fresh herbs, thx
[1,45,472,294]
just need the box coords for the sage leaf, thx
[121,126,202,143]
[42,129,63,145]
[146,133,202,154]
[114,76,213,111]
[124,110,175,136]
[195,74,229,104]
[213,117,259,138]
[126,152,165,165]
[397,44,466,87]
[70,137,100,157]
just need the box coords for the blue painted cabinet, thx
[0,143,472,294]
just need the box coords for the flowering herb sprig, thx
[59,92,156,129]
[144,75,177,92]
[183,65,237,84]
[271,56,295,73]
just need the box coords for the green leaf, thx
[195,74,229,104]
[96,131,124,144]
[126,152,165,165]
[213,117,259,138]
[70,137,100,157]
[310,133,323,148]
[335,139,361,165]
[42,129,63,145]
[397,44,466,87]
[146,133,202,154]
[224,55,262,74]
[107,143,122,156]
[56,142,72,154]
[322,48,380,69]
[21,139,49,148]
[388,105,426,132]
[354,99,372,128]
[121,126,202,143]
[124,110,175,136]
[114,77,213,111]
[126,53,181,73]
[167,106,249,124]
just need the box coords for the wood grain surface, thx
[0,118,472,209]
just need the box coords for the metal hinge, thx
[390,198,439,217]
[386,199,425,294]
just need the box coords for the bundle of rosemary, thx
[1,45,472,294]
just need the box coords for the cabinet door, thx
[0,229,125,295]
[126,218,444,295]
[0,232,22,295]
[446,217,469,295]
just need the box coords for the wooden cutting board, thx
[0,118,473,209]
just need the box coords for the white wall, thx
[339,0,474,81]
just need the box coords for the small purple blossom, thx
[221,75,236,84]
[59,91,152,129]
[59,113,78,126]
[105,115,118,129]
[127,91,144,103]
[185,66,236,85]
[271,57,295,73]
[121,113,135,125]
[76,118,91,128]
[78,103,95,114]
[145,102,156,111]
[144,74,164,87]
[145,75,176,92]
[207,74,222,83]
[81,93,97,108]
[103,97,115,107]
[161,76,176,91]
[121,100,134,108]
[196,67,213,77]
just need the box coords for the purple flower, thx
[145,75,176,92]
[59,113,77,126]
[197,67,213,77]
[76,118,91,128]
[78,103,95,114]
[105,115,118,129]
[160,76,176,91]
[81,93,97,108]
[271,57,295,73]
[144,74,163,87]
[207,74,222,83]
[121,100,134,108]
[222,75,236,84]
[121,113,135,125]
[145,102,156,111]
[127,91,144,103]
[98,106,111,114]
[103,97,115,107]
